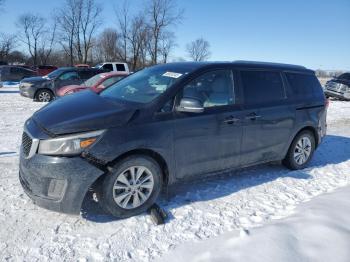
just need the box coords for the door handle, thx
[223,116,240,124]
[245,113,261,120]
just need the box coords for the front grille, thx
[22,132,32,157]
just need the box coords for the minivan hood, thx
[32,90,137,135]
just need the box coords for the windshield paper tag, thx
[162,72,183,78]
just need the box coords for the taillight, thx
[325,98,330,108]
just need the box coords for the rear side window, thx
[103,64,113,71]
[240,71,285,105]
[285,73,323,100]
[116,64,126,71]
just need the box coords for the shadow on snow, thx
[81,134,350,223]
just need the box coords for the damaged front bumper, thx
[18,118,105,214]
[19,149,105,214]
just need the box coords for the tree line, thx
[0,0,212,71]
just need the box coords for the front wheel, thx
[98,155,162,218]
[283,130,315,170]
[35,89,54,102]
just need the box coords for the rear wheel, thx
[35,89,54,102]
[98,155,162,218]
[283,130,315,170]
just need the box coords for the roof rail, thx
[233,60,307,70]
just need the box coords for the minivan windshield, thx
[337,73,350,80]
[100,66,187,103]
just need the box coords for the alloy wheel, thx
[293,136,312,165]
[112,166,154,209]
[38,91,51,102]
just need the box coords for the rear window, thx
[116,64,126,71]
[285,73,323,99]
[100,76,124,88]
[240,70,285,105]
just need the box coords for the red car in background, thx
[57,71,129,97]
[36,65,58,76]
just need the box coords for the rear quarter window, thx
[116,64,126,71]
[285,72,324,100]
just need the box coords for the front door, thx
[173,69,244,179]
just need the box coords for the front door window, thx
[180,70,235,108]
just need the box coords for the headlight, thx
[338,83,349,92]
[38,130,105,156]
[21,82,33,88]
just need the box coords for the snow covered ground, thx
[0,87,349,261]
[161,186,350,262]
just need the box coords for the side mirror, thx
[96,84,105,89]
[176,98,204,113]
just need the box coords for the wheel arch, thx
[34,88,54,100]
[91,148,170,192]
[295,126,319,147]
[283,125,319,159]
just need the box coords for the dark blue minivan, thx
[19,61,327,218]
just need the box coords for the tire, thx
[35,89,54,102]
[98,155,162,218]
[283,130,315,170]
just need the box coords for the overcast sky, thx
[1,0,349,70]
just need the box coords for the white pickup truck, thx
[94,62,130,73]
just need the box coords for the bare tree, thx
[159,31,176,63]
[7,50,27,64]
[79,0,102,63]
[146,0,183,65]
[57,0,102,65]
[0,33,16,62]
[17,14,46,66]
[116,1,130,62]
[127,14,150,71]
[38,18,57,65]
[97,28,120,61]
[186,38,211,61]
[56,0,79,66]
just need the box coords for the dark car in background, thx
[36,65,58,76]
[324,73,350,100]
[0,66,37,87]
[56,71,129,97]
[19,61,327,218]
[19,67,103,102]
